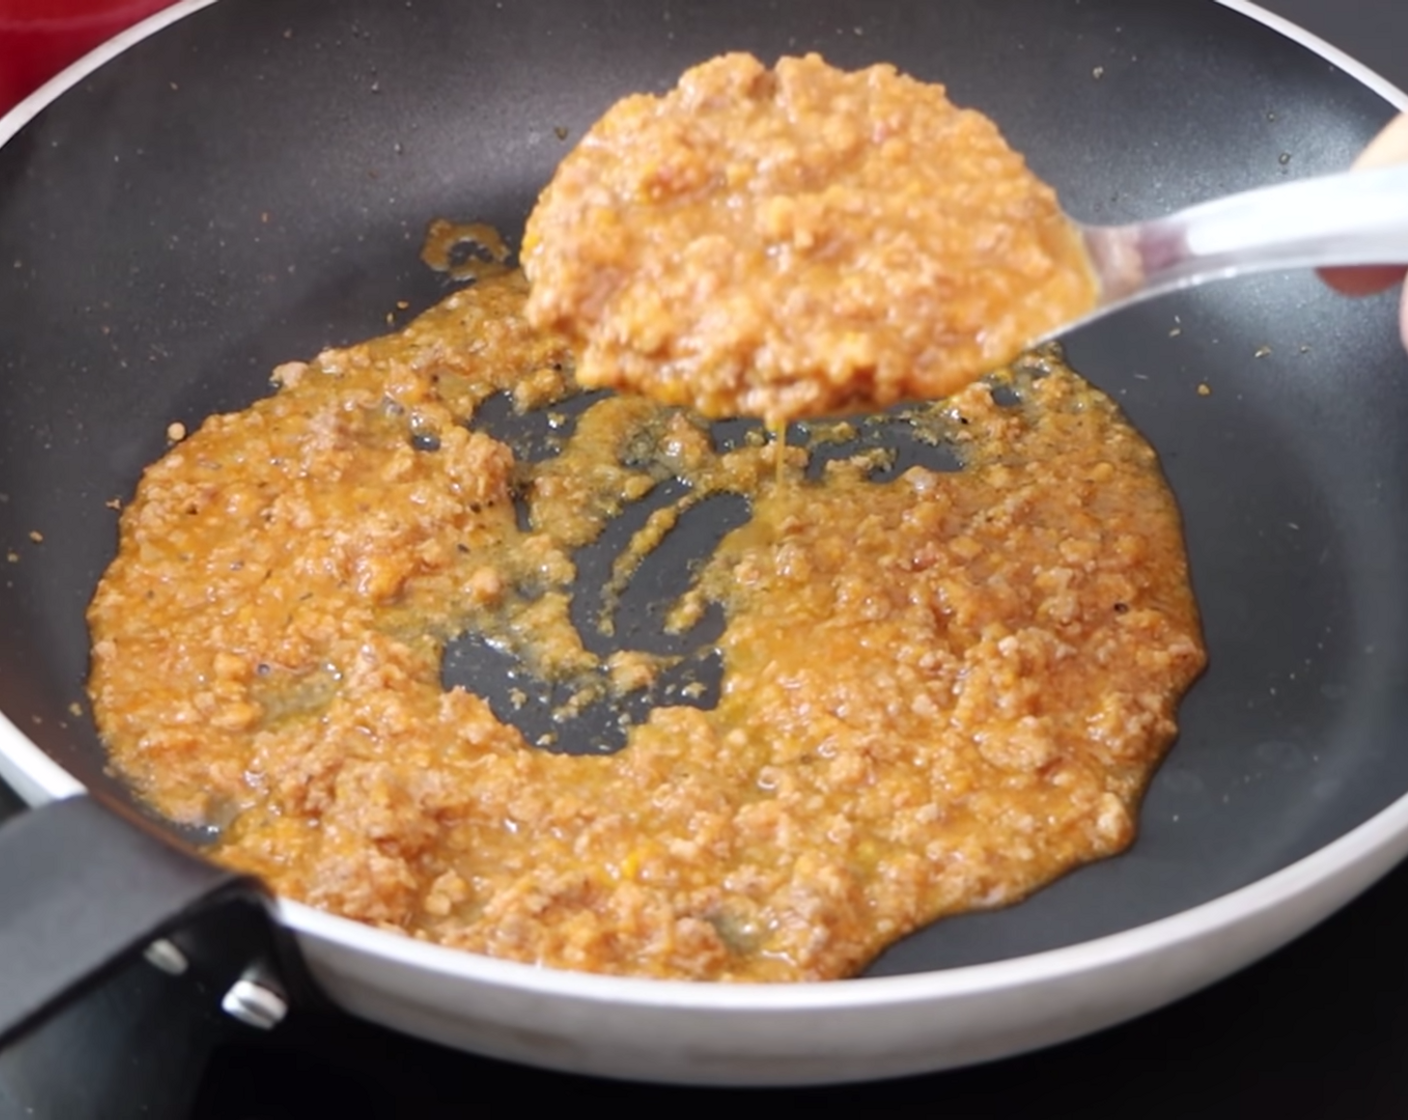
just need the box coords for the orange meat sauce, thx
[523,52,1099,426]
[86,54,1204,984]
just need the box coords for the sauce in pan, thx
[88,268,1203,982]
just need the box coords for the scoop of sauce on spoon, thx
[523,52,1098,426]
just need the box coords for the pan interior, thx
[0,0,1404,975]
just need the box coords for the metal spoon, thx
[1056,163,1408,338]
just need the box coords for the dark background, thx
[3,0,1408,1115]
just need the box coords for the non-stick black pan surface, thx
[1,0,1406,1085]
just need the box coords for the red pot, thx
[0,0,176,113]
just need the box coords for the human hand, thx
[1320,113,1408,350]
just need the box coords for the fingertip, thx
[1319,265,1405,297]
[1354,113,1408,171]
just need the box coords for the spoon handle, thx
[1082,164,1408,306]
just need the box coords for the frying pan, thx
[1,0,1406,1087]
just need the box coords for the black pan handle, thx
[0,795,313,1049]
